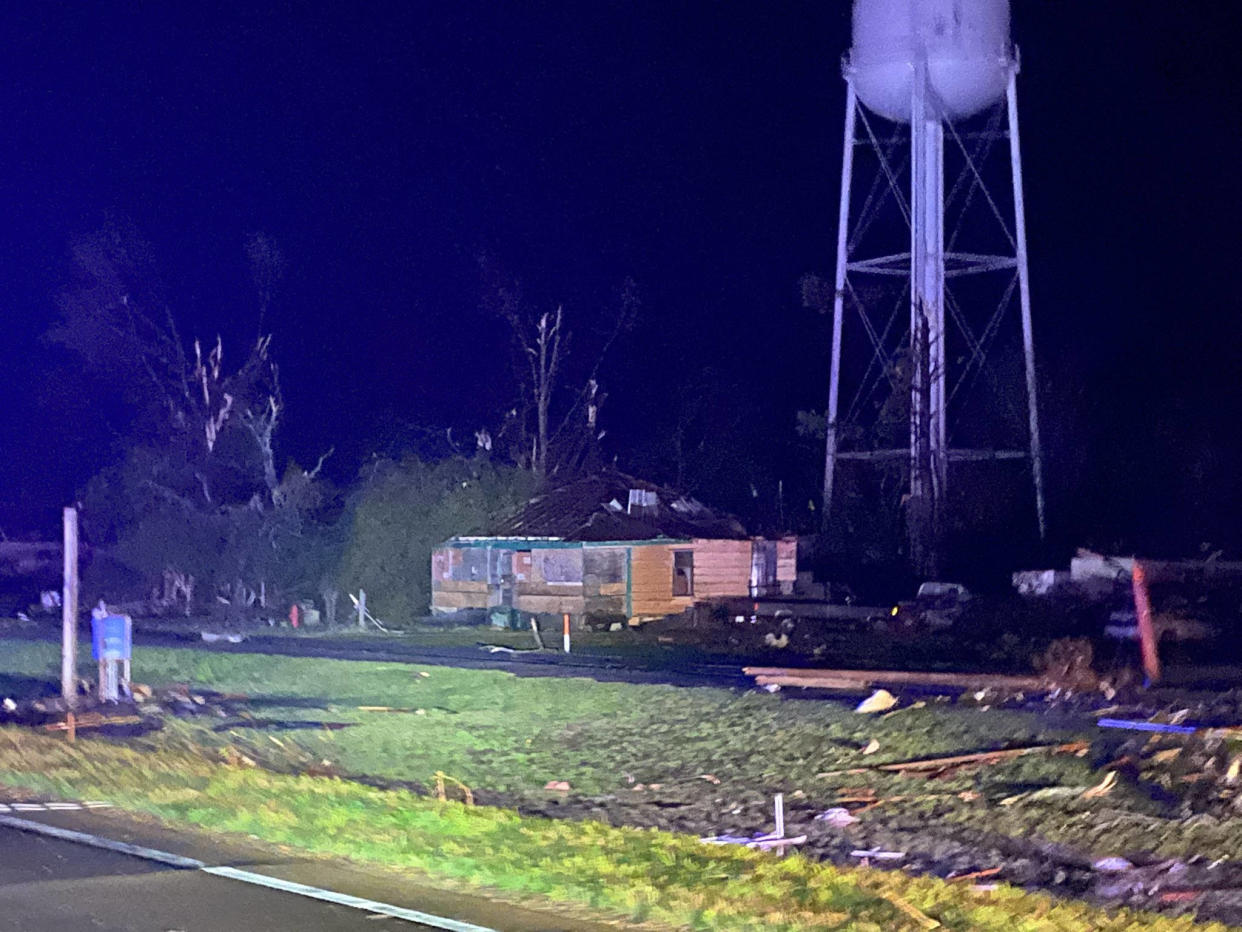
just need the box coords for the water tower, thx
[821,0,1044,574]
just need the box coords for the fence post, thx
[61,507,79,709]
[1131,561,1160,685]
[562,612,570,653]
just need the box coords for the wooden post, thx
[61,507,79,709]
[1132,560,1160,685]
[562,612,570,653]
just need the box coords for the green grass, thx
[0,640,1091,793]
[0,731,1225,932]
[2,638,1238,865]
[2,639,1240,927]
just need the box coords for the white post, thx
[774,792,785,839]
[358,589,367,629]
[1007,67,1047,539]
[823,81,858,528]
[61,507,79,709]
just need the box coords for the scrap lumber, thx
[817,741,1089,777]
[43,712,141,732]
[745,666,1044,692]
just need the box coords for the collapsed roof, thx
[486,473,749,542]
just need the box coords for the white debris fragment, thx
[814,807,859,827]
[855,689,898,714]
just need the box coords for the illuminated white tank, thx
[849,0,1012,123]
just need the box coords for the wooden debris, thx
[702,831,808,851]
[949,867,1003,883]
[1159,891,1200,904]
[357,706,423,713]
[881,700,926,719]
[1081,770,1118,799]
[882,893,940,929]
[435,771,475,806]
[43,712,140,732]
[818,741,1089,778]
[745,666,1044,692]
[851,848,905,860]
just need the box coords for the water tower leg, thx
[908,63,946,577]
[822,82,858,529]
[1006,69,1047,539]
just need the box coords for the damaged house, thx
[431,474,795,626]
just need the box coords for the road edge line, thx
[0,814,205,868]
[0,814,496,932]
[204,865,498,932]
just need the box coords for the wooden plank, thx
[817,741,1089,777]
[512,594,586,614]
[776,537,797,582]
[745,666,1044,691]
[430,591,489,610]
[434,580,489,593]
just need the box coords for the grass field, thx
[0,639,1239,928]
[0,732,1225,932]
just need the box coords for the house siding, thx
[431,536,793,622]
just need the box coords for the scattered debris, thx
[1098,718,1197,735]
[43,713,141,732]
[1092,856,1134,873]
[818,741,1090,778]
[881,700,926,719]
[850,848,906,861]
[357,706,425,714]
[201,631,245,644]
[746,666,1045,694]
[814,807,859,827]
[434,771,474,806]
[544,780,571,793]
[856,689,898,714]
[1034,637,1098,692]
[701,831,808,851]
[861,739,881,755]
[948,867,1003,883]
[1080,771,1118,799]
[882,892,941,929]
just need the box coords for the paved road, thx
[0,823,424,931]
[0,805,612,932]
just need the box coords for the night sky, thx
[2,3,1240,557]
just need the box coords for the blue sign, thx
[91,614,132,661]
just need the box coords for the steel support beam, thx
[1007,67,1047,538]
[822,82,858,528]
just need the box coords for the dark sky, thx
[1,2,1240,554]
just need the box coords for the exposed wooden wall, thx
[629,543,691,618]
[692,539,753,599]
[776,537,797,583]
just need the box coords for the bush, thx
[335,456,534,624]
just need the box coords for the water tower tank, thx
[849,0,1012,123]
